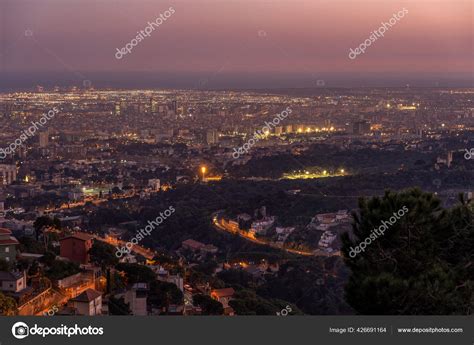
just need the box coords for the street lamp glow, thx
[201,166,207,174]
[323,170,327,175]
[340,169,344,174]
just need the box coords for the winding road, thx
[212,214,316,256]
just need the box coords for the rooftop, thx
[0,228,12,235]
[182,239,205,249]
[60,232,94,242]
[0,236,19,246]
[0,271,23,281]
[71,288,102,303]
[211,288,235,298]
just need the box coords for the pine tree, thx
[341,188,473,314]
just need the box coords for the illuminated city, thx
[0,86,472,317]
[0,3,472,344]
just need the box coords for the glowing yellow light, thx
[25,176,29,182]
[386,104,391,108]
[340,169,345,174]
[305,171,309,175]
[297,128,303,133]
[330,126,334,131]
[201,166,207,174]
[306,127,311,132]
[323,170,327,175]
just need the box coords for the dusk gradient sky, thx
[0,0,472,89]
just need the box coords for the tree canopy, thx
[0,292,17,316]
[89,240,119,268]
[341,188,473,315]
[193,294,224,315]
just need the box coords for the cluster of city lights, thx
[296,126,335,133]
[282,168,346,180]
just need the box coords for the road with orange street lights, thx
[211,214,317,257]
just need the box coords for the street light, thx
[201,166,207,181]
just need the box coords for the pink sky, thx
[0,0,472,87]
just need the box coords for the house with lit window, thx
[0,270,33,305]
[0,270,27,293]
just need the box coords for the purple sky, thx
[0,0,472,88]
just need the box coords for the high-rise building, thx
[150,98,158,114]
[447,151,453,168]
[148,179,160,191]
[0,165,16,185]
[39,131,49,148]
[206,130,219,145]
[114,102,121,115]
[352,120,371,135]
